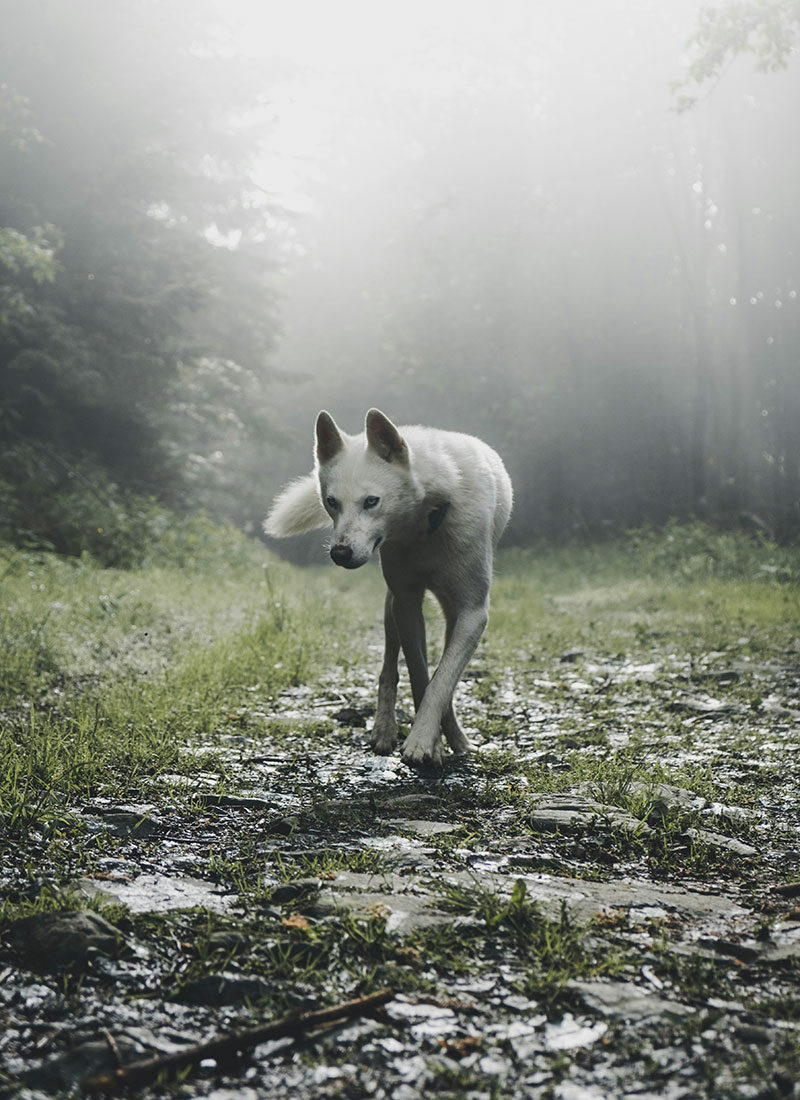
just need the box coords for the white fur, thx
[263,474,328,538]
[265,408,513,768]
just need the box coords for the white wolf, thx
[265,409,513,768]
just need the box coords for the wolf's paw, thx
[443,726,471,755]
[369,714,398,755]
[401,730,444,769]
[370,727,397,755]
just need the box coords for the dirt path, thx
[2,613,800,1099]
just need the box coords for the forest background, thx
[1,0,798,565]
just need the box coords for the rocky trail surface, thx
[2,624,800,1099]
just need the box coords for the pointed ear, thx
[315,410,344,465]
[365,408,409,465]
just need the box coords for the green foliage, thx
[0,224,60,318]
[676,0,800,109]
[0,443,265,567]
[0,0,283,554]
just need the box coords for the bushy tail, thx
[264,474,329,538]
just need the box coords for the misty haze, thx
[2,0,798,548]
[1,2,799,1097]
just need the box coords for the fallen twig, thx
[82,987,394,1094]
[101,1029,122,1068]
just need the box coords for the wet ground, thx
[2,624,800,1098]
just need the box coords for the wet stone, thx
[264,792,442,835]
[7,910,125,970]
[543,1014,608,1051]
[697,936,761,963]
[437,869,750,926]
[567,979,695,1021]
[84,804,162,838]
[628,781,707,813]
[668,694,738,715]
[205,929,248,953]
[527,796,652,838]
[684,827,758,857]
[269,877,323,904]
[761,925,800,964]
[5,585,800,1100]
[176,971,271,1006]
[386,818,460,837]
[77,872,237,913]
[333,706,369,727]
[194,793,277,811]
[312,888,451,934]
[23,1035,147,1091]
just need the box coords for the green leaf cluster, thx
[0,0,282,556]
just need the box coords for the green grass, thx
[2,520,797,860]
[1,521,798,1097]
[492,522,799,663]
[0,527,356,837]
[432,877,613,996]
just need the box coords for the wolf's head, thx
[316,408,420,568]
[264,408,423,566]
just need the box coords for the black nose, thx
[330,543,353,566]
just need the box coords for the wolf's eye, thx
[326,495,339,510]
[363,495,380,510]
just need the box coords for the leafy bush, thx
[626,519,798,584]
[0,443,266,570]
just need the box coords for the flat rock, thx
[85,805,162,838]
[460,870,750,925]
[266,793,442,834]
[312,888,451,934]
[386,819,460,837]
[194,793,277,811]
[528,800,652,837]
[543,1014,607,1051]
[761,925,800,964]
[176,972,271,1005]
[684,828,758,857]
[528,792,757,856]
[24,1036,146,1091]
[333,706,368,727]
[628,782,707,812]
[7,910,124,970]
[308,868,750,935]
[77,873,236,913]
[568,979,695,1020]
[668,694,737,715]
[269,878,323,904]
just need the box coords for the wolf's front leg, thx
[401,602,488,768]
[371,592,401,754]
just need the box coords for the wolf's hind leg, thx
[440,613,472,753]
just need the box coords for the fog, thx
[1,0,798,557]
